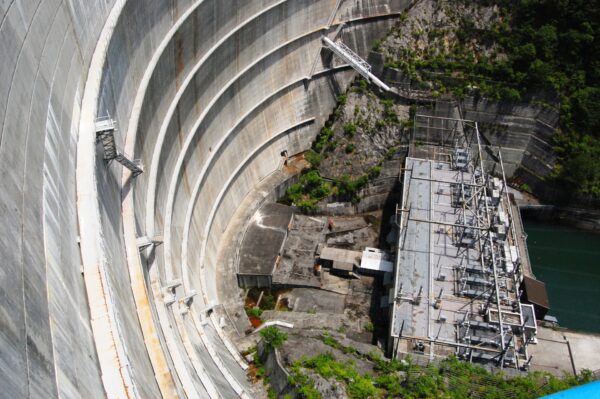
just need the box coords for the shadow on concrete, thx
[376,179,401,251]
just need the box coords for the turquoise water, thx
[524,220,600,333]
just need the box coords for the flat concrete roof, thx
[320,247,362,266]
[360,247,394,273]
[272,214,325,287]
[391,155,529,364]
[391,158,466,342]
[237,203,293,276]
[333,260,354,271]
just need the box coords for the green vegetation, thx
[304,149,322,168]
[285,157,375,210]
[372,39,382,52]
[287,352,593,399]
[284,79,403,212]
[245,289,278,321]
[321,333,358,355]
[246,307,263,318]
[285,170,332,212]
[381,98,399,125]
[337,174,369,204]
[383,0,600,198]
[367,165,381,178]
[247,287,261,300]
[313,126,334,153]
[520,183,533,194]
[384,146,398,160]
[249,328,289,396]
[353,78,369,93]
[250,347,267,379]
[288,365,321,399]
[260,326,288,353]
[262,295,276,311]
[343,122,357,137]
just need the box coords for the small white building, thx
[360,247,394,273]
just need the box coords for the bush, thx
[304,149,322,168]
[385,147,398,159]
[247,287,261,300]
[246,307,263,318]
[314,127,334,153]
[520,183,533,194]
[261,293,276,310]
[354,78,368,93]
[286,183,304,203]
[288,365,321,399]
[347,376,377,399]
[343,122,357,137]
[310,183,331,200]
[345,144,355,154]
[337,174,368,201]
[367,166,381,178]
[301,170,323,188]
[372,39,382,52]
[297,198,318,213]
[325,139,338,152]
[260,326,288,352]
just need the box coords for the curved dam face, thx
[0,1,407,397]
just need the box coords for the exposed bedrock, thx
[0,0,409,397]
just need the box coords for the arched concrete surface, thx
[0,0,409,397]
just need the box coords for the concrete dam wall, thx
[0,0,408,397]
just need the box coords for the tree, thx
[515,43,537,66]
[527,59,552,87]
[534,24,557,60]
[571,87,600,136]
[301,170,323,188]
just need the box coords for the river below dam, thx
[523,219,600,333]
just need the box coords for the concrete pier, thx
[0,1,408,397]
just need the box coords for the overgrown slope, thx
[379,0,600,199]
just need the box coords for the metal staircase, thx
[322,36,391,92]
[95,117,143,177]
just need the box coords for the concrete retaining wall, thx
[0,0,410,397]
[0,1,114,397]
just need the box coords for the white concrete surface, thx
[0,0,409,397]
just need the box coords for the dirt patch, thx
[248,316,263,328]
